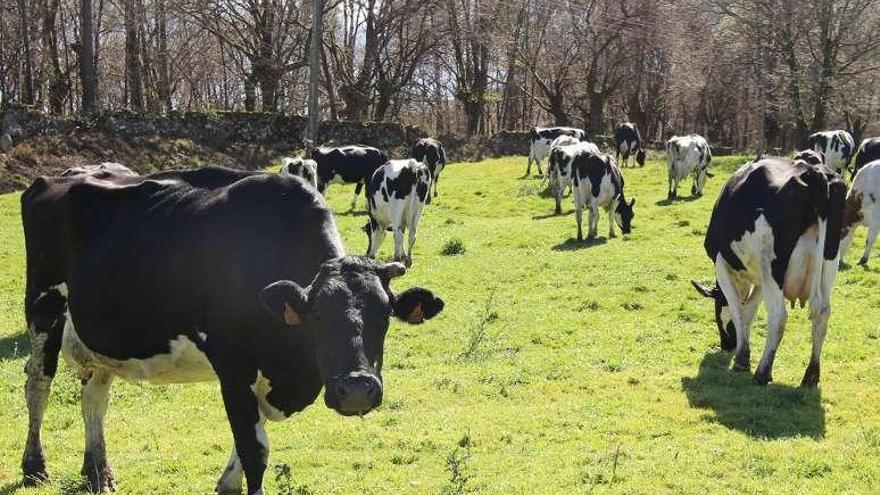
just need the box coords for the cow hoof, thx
[608,232,616,239]
[752,371,771,386]
[858,256,869,266]
[732,362,750,372]
[22,468,49,487]
[82,464,116,493]
[554,207,562,215]
[800,362,820,388]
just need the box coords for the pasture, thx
[0,155,879,494]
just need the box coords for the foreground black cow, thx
[526,126,588,176]
[613,123,646,168]
[571,150,635,240]
[852,137,880,177]
[692,151,845,387]
[59,162,137,178]
[311,145,388,209]
[411,138,447,198]
[807,130,854,174]
[19,168,444,494]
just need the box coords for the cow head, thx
[690,280,737,351]
[793,149,824,166]
[692,166,712,197]
[635,149,646,167]
[614,197,635,234]
[260,257,444,416]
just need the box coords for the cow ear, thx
[393,288,444,324]
[690,280,717,299]
[259,280,310,327]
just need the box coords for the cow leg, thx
[667,169,677,199]
[21,310,64,486]
[433,174,440,197]
[858,223,879,265]
[80,369,116,492]
[393,226,406,266]
[588,202,599,239]
[351,183,363,210]
[607,200,617,238]
[216,445,243,495]
[754,281,787,385]
[554,183,563,215]
[365,220,386,259]
[574,189,584,241]
[715,258,752,370]
[220,379,269,495]
[406,208,423,267]
[803,259,837,387]
[525,154,533,176]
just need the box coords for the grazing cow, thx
[570,150,635,240]
[526,126,589,176]
[852,137,880,177]
[411,138,447,198]
[280,156,318,188]
[666,134,712,199]
[19,168,444,494]
[613,123,646,168]
[364,159,432,267]
[840,160,880,265]
[59,162,137,178]
[691,153,846,387]
[807,130,854,174]
[547,141,600,215]
[311,145,388,209]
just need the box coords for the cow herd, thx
[10,123,880,494]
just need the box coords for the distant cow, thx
[412,138,447,198]
[613,123,646,167]
[852,137,880,177]
[692,153,845,387]
[526,126,588,176]
[280,156,318,188]
[570,150,635,240]
[840,160,880,265]
[807,130,854,174]
[311,145,388,209]
[666,134,712,199]
[364,159,432,266]
[547,141,600,215]
[19,168,444,494]
[59,162,137,178]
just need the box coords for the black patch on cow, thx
[613,123,642,161]
[412,138,446,178]
[392,288,445,323]
[704,157,846,289]
[531,127,589,145]
[854,138,880,175]
[311,145,388,191]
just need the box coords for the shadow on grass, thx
[532,210,574,220]
[335,209,368,217]
[0,331,28,361]
[682,350,825,439]
[655,195,705,206]
[551,237,608,251]
[0,481,22,495]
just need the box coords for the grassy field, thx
[0,155,879,494]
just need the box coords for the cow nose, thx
[334,371,382,415]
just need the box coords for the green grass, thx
[1,156,879,494]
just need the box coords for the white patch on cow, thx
[719,305,732,331]
[841,161,880,264]
[61,312,216,384]
[810,130,854,173]
[216,446,243,494]
[250,371,287,422]
[198,331,208,342]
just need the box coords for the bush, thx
[441,238,466,256]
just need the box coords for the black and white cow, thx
[852,137,880,177]
[19,168,444,494]
[280,156,318,188]
[59,162,138,178]
[364,159,432,267]
[570,150,635,240]
[666,134,712,199]
[691,151,845,387]
[526,126,589,176]
[411,138,447,198]
[311,145,388,209]
[613,123,646,168]
[807,130,855,174]
[547,141,600,215]
[840,159,880,265]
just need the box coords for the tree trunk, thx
[18,0,36,105]
[42,0,67,114]
[244,72,256,111]
[123,0,143,111]
[156,0,171,112]
[79,0,97,112]
[588,90,607,135]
